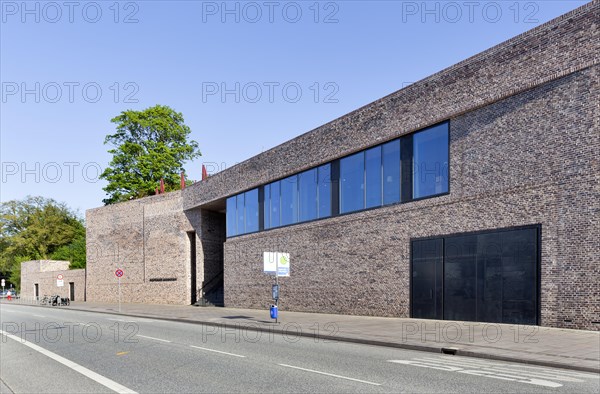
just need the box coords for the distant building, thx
[86,3,599,330]
[20,260,85,301]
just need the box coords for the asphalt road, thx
[1,304,598,393]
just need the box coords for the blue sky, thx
[0,0,588,214]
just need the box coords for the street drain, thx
[441,348,457,355]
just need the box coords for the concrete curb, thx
[4,302,599,374]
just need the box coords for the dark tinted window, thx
[270,181,281,228]
[245,189,259,233]
[263,184,271,229]
[340,152,364,213]
[365,146,382,208]
[236,194,245,234]
[280,175,298,226]
[299,169,318,222]
[413,123,449,198]
[226,197,237,237]
[382,140,400,204]
[318,164,331,218]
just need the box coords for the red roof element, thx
[202,165,208,181]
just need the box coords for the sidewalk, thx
[4,300,599,373]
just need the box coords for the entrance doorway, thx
[69,282,75,301]
[411,225,539,325]
[188,231,197,304]
[34,283,39,298]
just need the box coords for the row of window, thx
[226,122,449,237]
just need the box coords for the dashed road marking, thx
[137,335,171,343]
[190,345,246,358]
[278,364,382,386]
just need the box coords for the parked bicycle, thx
[38,294,69,306]
[49,295,70,306]
[39,295,50,305]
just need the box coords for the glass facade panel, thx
[340,152,365,213]
[226,197,237,237]
[318,164,331,218]
[263,184,271,229]
[413,123,449,199]
[225,121,450,237]
[365,146,382,208]
[280,175,298,226]
[236,193,245,234]
[299,169,318,222]
[245,189,259,233]
[382,140,401,204]
[270,181,281,228]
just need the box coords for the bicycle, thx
[39,295,50,305]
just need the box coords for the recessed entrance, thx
[188,231,197,305]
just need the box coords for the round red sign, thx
[115,269,124,278]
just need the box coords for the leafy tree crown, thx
[100,105,201,204]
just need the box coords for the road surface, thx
[0,304,598,393]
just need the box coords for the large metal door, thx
[411,226,539,325]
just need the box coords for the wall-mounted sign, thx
[57,279,64,287]
[263,252,290,277]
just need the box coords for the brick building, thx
[86,2,599,330]
[20,260,86,301]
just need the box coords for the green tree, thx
[0,196,86,288]
[100,105,201,204]
[51,231,86,269]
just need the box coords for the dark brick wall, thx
[223,65,599,330]
[85,2,598,328]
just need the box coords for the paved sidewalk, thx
[3,300,599,373]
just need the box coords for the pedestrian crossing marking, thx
[388,355,599,388]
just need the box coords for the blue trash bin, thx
[270,304,278,319]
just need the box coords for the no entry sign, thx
[115,269,124,278]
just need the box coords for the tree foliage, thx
[0,196,85,289]
[100,105,201,204]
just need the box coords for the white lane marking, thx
[0,329,137,394]
[137,335,171,343]
[107,318,138,323]
[278,364,382,386]
[388,359,563,388]
[418,356,596,381]
[189,345,246,358]
[33,315,46,318]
